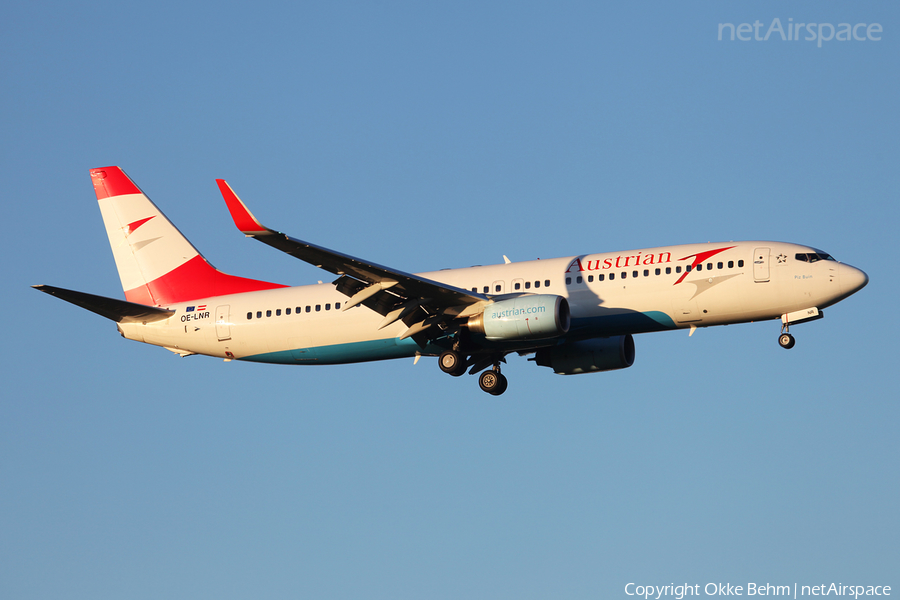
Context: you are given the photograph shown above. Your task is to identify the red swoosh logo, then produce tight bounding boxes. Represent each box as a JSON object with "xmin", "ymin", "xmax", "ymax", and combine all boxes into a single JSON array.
[{"xmin": 674, "ymin": 246, "xmax": 735, "ymax": 285}]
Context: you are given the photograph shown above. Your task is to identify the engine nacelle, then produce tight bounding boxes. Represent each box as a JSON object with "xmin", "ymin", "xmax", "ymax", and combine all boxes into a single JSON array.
[
  {"xmin": 467, "ymin": 295, "xmax": 570, "ymax": 341},
  {"xmin": 534, "ymin": 335, "xmax": 635, "ymax": 375}
]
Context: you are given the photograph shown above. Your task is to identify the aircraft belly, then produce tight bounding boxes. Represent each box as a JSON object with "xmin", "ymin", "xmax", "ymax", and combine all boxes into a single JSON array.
[
  {"xmin": 569, "ymin": 310, "xmax": 676, "ymax": 337},
  {"xmin": 243, "ymin": 337, "xmax": 443, "ymax": 365}
]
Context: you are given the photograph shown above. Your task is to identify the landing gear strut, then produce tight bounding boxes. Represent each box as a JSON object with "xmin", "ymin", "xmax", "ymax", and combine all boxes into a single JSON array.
[{"xmin": 478, "ymin": 366, "xmax": 508, "ymax": 396}]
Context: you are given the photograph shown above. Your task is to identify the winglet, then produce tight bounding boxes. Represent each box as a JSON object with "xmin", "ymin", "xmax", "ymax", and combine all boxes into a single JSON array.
[{"xmin": 216, "ymin": 179, "xmax": 272, "ymax": 236}]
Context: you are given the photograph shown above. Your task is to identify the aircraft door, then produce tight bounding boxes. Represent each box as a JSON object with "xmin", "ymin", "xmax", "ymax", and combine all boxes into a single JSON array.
[
  {"xmin": 753, "ymin": 247, "xmax": 770, "ymax": 282},
  {"xmin": 215, "ymin": 305, "xmax": 231, "ymax": 340}
]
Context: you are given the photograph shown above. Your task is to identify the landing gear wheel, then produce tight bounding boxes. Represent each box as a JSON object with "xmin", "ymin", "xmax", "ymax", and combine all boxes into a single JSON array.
[
  {"xmin": 439, "ymin": 350, "xmax": 466, "ymax": 377},
  {"xmin": 479, "ymin": 369, "xmax": 508, "ymax": 396},
  {"xmin": 778, "ymin": 333, "xmax": 796, "ymax": 349}
]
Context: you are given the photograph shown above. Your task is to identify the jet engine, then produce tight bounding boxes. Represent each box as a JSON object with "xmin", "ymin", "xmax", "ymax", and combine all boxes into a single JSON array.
[
  {"xmin": 533, "ymin": 335, "xmax": 635, "ymax": 375},
  {"xmin": 467, "ymin": 295, "xmax": 570, "ymax": 341}
]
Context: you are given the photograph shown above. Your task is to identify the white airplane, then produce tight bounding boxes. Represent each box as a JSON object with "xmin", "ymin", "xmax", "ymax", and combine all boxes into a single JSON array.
[{"xmin": 35, "ymin": 166, "xmax": 869, "ymax": 395}]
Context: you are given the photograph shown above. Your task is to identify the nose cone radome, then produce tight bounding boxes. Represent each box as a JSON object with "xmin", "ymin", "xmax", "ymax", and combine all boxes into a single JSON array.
[{"xmin": 840, "ymin": 264, "xmax": 869, "ymax": 297}]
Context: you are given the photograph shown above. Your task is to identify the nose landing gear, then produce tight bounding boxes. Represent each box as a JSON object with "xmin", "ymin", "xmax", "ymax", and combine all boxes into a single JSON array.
[
  {"xmin": 778, "ymin": 332, "xmax": 796, "ymax": 349},
  {"xmin": 778, "ymin": 322, "xmax": 796, "ymax": 349}
]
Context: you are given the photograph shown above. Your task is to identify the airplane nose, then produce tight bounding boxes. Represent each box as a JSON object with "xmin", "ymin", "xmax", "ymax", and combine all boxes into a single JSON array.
[{"xmin": 840, "ymin": 264, "xmax": 869, "ymax": 296}]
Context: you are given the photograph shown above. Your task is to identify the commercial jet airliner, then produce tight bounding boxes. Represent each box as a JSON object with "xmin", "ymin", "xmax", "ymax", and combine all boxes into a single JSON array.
[{"xmin": 34, "ymin": 167, "xmax": 869, "ymax": 395}]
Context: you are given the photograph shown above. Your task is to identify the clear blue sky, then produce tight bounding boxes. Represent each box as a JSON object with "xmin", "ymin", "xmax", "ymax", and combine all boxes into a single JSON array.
[{"xmin": 2, "ymin": 2, "xmax": 897, "ymax": 598}]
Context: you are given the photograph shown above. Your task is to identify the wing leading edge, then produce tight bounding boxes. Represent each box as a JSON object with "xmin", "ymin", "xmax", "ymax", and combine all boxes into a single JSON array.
[{"xmin": 216, "ymin": 180, "xmax": 489, "ymax": 341}]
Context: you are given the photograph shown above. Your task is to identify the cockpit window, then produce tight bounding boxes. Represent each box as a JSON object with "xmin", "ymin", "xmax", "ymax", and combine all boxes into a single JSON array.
[{"xmin": 795, "ymin": 252, "xmax": 835, "ymax": 263}]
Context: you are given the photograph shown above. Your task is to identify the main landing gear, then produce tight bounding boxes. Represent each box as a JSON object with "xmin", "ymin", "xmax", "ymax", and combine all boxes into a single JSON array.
[
  {"xmin": 478, "ymin": 367, "xmax": 508, "ymax": 396},
  {"xmin": 438, "ymin": 349, "xmax": 467, "ymax": 377},
  {"xmin": 438, "ymin": 350, "xmax": 508, "ymax": 395}
]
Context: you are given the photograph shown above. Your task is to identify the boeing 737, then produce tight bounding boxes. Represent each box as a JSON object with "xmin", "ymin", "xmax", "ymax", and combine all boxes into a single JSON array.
[{"xmin": 34, "ymin": 167, "xmax": 869, "ymax": 395}]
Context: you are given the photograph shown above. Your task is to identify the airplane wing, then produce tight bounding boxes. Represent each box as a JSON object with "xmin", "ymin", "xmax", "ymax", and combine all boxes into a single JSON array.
[{"xmin": 216, "ymin": 180, "xmax": 489, "ymax": 341}]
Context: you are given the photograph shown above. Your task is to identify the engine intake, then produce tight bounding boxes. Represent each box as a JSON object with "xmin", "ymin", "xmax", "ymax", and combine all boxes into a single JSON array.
[
  {"xmin": 467, "ymin": 295, "xmax": 570, "ymax": 341},
  {"xmin": 534, "ymin": 335, "xmax": 635, "ymax": 375}
]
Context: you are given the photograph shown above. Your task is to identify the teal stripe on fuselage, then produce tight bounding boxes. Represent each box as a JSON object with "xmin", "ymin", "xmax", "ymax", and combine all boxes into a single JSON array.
[
  {"xmin": 241, "ymin": 310, "xmax": 676, "ymax": 365},
  {"xmin": 242, "ymin": 336, "xmax": 448, "ymax": 365},
  {"xmin": 569, "ymin": 310, "xmax": 677, "ymax": 338}
]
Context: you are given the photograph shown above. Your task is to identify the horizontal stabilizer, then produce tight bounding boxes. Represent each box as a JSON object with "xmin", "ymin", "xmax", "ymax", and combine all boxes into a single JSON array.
[{"xmin": 32, "ymin": 285, "xmax": 175, "ymax": 323}]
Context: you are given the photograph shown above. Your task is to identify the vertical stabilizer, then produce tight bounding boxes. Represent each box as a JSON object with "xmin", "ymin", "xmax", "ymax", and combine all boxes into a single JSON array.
[{"xmin": 91, "ymin": 167, "xmax": 286, "ymax": 306}]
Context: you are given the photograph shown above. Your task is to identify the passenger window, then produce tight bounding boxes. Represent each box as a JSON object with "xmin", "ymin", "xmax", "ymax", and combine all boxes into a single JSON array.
[
  {"xmin": 525, "ymin": 281, "xmax": 531, "ymax": 289},
  {"xmin": 717, "ymin": 262, "xmax": 723, "ymax": 269},
  {"xmin": 610, "ymin": 273, "xmax": 615, "ymax": 280},
  {"xmin": 544, "ymin": 280, "xmax": 550, "ymax": 287},
  {"xmin": 588, "ymin": 275, "xmax": 594, "ymax": 282},
  {"xmin": 686, "ymin": 265, "xmax": 692, "ymax": 272},
  {"xmin": 276, "ymin": 309, "xmax": 282, "ymax": 316},
  {"xmin": 535, "ymin": 281, "xmax": 541, "ymax": 288},
  {"xmin": 335, "ymin": 302, "xmax": 341, "ymax": 310},
  {"xmin": 514, "ymin": 282, "xmax": 521, "ymax": 290},
  {"xmin": 316, "ymin": 305, "xmax": 321, "ymax": 312},
  {"xmin": 655, "ymin": 268, "xmax": 661, "ymax": 275},
  {"xmin": 666, "ymin": 267, "xmax": 671, "ymax": 275},
  {"xmin": 738, "ymin": 260, "xmax": 744, "ymax": 267},
  {"xmin": 621, "ymin": 272, "xmax": 627, "ymax": 279},
  {"xmin": 598, "ymin": 274, "xmax": 605, "ymax": 281},
  {"xmin": 266, "ymin": 310, "xmax": 272, "ymax": 317},
  {"xmin": 644, "ymin": 269, "xmax": 649, "ymax": 277},
  {"xmin": 728, "ymin": 261, "xmax": 734, "ymax": 268},
  {"xmin": 247, "ymin": 312, "xmax": 253, "ymax": 320},
  {"xmin": 576, "ymin": 276, "xmax": 582, "ymax": 284},
  {"xmin": 472, "ymin": 287, "xmax": 477, "ymax": 292},
  {"xmin": 325, "ymin": 303, "xmax": 331, "ymax": 310},
  {"xmin": 257, "ymin": 311, "xmax": 262, "ymax": 318},
  {"xmin": 296, "ymin": 307, "xmax": 302, "ymax": 314},
  {"xmin": 633, "ymin": 271, "xmax": 638, "ymax": 278},
  {"xmin": 286, "ymin": 308, "xmax": 291, "ymax": 315},
  {"xmin": 707, "ymin": 263, "xmax": 713, "ymax": 270},
  {"xmin": 676, "ymin": 266, "xmax": 682, "ymax": 273},
  {"xmin": 305, "ymin": 306, "xmax": 311, "ymax": 313},
  {"xmin": 495, "ymin": 284, "xmax": 501, "ymax": 292},
  {"xmin": 483, "ymin": 286, "xmax": 489, "ymax": 294},
  {"xmin": 696, "ymin": 264, "xmax": 702, "ymax": 272}
]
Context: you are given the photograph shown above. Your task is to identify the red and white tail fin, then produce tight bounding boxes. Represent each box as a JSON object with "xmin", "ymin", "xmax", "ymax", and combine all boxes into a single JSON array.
[{"xmin": 91, "ymin": 167, "xmax": 286, "ymax": 306}]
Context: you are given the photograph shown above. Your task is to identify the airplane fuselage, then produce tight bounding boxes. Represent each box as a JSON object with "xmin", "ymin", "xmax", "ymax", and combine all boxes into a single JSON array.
[{"xmin": 118, "ymin": 241, "xmax": 865, "ymax": 365}]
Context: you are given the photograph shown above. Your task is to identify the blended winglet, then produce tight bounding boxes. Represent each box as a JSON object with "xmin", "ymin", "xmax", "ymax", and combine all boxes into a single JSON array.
[{"xmin": 216, "ymin": 179, "xmax": 271, "ymax": 236}]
